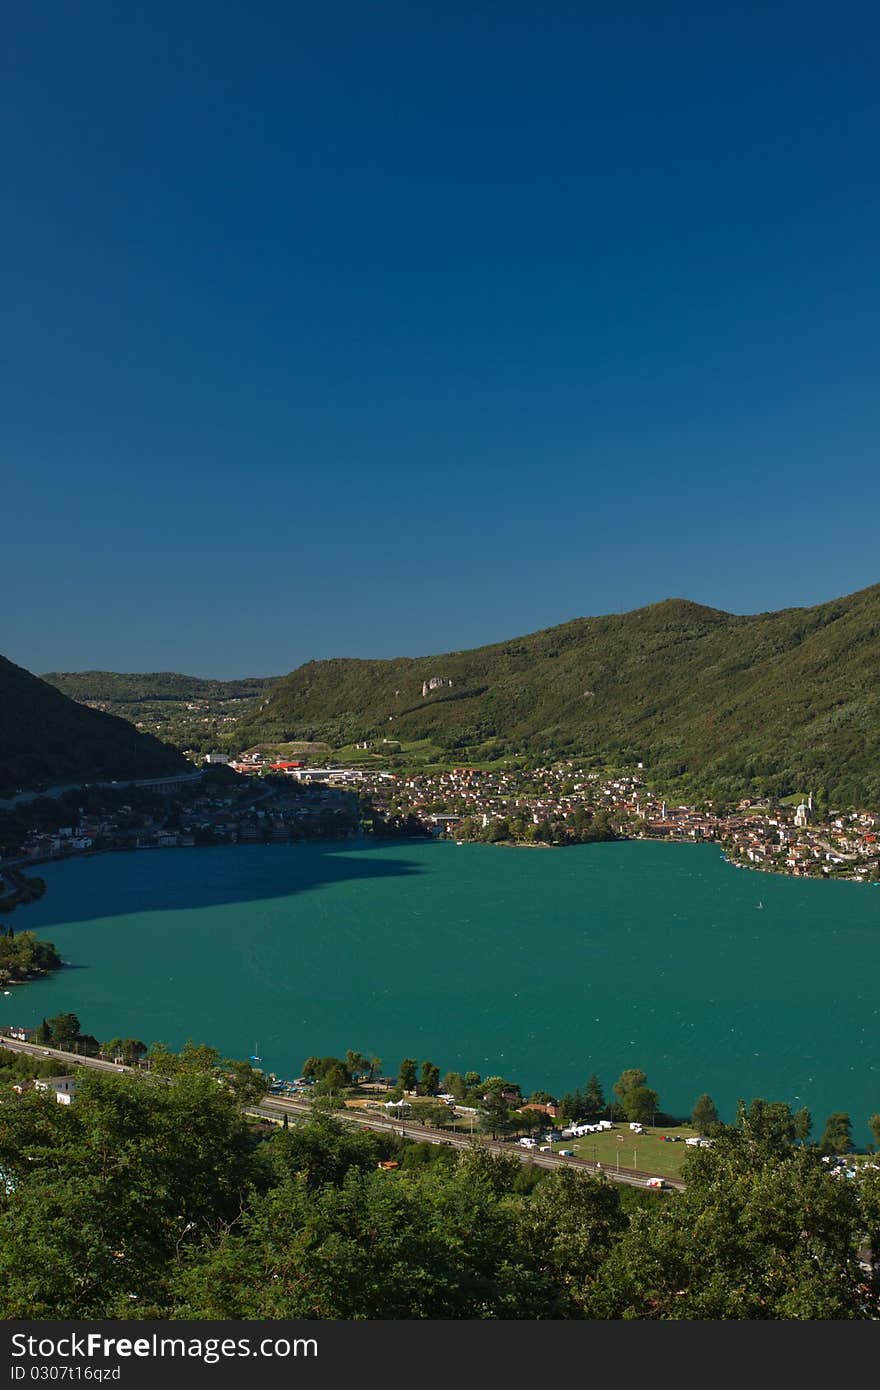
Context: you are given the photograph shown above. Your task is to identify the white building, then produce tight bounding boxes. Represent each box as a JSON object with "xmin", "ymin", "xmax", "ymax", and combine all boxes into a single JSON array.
[{"xmin": 35, "ymin": 1076, "xmax": 77, "ymax": 1105}]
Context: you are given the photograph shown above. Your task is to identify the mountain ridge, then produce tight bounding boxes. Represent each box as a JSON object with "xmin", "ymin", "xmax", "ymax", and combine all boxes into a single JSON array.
[
  {"xmin": 237, "ymin": 582, "xmax": 880, "ymax": 806},
  {"xmin": 0, "ymin": 655, "xmax": 192, "ymax": 797}
]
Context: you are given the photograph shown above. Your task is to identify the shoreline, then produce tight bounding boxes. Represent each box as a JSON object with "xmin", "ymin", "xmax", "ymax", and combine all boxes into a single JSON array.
[
  {"xmin": 11, "ymin": 826, "xmax": 875, "ymax": 888},
  {"xmin": 448, "ymin": 834, "xmax": 874, "ymax": 884}
]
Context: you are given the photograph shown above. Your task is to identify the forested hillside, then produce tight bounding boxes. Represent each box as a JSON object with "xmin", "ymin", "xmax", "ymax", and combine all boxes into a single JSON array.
[
  {"xmin": 0, "ymin": 1070, "xmax": 876, "ymax": 1320},
  {"xmin": 41, "ymin": 671, "xmax": 279, "ymax": 758},
  {"xmin": 43, "ymin": 671, "xmax": 276, "ymax": 704},
  {"xmin": 0, "ymin": 655, "xmax": 190, "ymax": 796},
  {"xmin": 238, "ymin": 584, "xmax": 880, "ymax": 806}
]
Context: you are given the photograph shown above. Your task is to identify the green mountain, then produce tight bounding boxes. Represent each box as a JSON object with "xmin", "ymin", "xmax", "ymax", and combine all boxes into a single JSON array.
[
  {"xmin": 0, "ymin": 656, "xmax": 192, "ymax": 797},
  {"xmin": 42, "ymin": 672, "xmax": 277, "ymax": 704},
  {"xmin": 40, "ymin": 672, "xmax": 280, "ymax": 758},
  {"xmin": 238, "ymin": 584, "xmax": 880, "ymax": 806}
]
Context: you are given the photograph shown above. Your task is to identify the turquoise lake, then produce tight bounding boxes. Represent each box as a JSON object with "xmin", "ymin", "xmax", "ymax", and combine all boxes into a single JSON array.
[{"xmin": 7, "ymin": 840, "xmax": 880, "ymax": 1139}]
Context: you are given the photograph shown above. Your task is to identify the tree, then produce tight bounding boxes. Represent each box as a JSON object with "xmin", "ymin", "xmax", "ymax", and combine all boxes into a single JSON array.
[
  {"xmin": 266, "ymin": 1110, "xmax": 384, "ymax": 1193},
  {"xmin": 441, "ymin": 1071, "xmax": 465, "ymax": 1101},
  {"xmin": 408, "ymin": 1101, "xmax": 452, "ymax": 1129},
  {"xmin": 613, "ymin": 1070, "xmax": 659, "ymax": 1124},
  {"xmin": 583, "ymin": 1073, "xmax": 606, "ymax": 1117},
  {"xmin": 299, "ymin": 1056, "xmax": 352, "ymax": 1085},
  {"xmin": 315, "ymin": 1064, "xmax": 349, "ymax": 1097},
  {"xmin": 624, "ymin": 1085, "xmax": 660, "ymax": 1124},
  {"xmin": 869, "ymin": 1113, "xmax": 880, "ymax": 1152},
  {"xmin": 398, "ymin": 1058, "xmax": 418, "ymax": 1093},
  {"xmin": 174, "ymin": 1157, "xmax": 552, "ymax": 1320},
  {"xmin": 0, "ymin": 1068, "xmax": 259, "ymax": 1318},
  {"xmin": 222, "ymin": 1059, "xmax": 269, "ymax": 1104},
  {"xmin": 819, "ymin": 1113, "xmax": 853, "ymax": 1155},
  {"xmin": 612, "ymin": 1068, "xmax": 647, "ymax": 1119},
  {"xmin": 691, "ymin": 1094, "xmax": 720, "ymax": 1134},
  {"xmin": 46, "ymin": 1013, "xmax": 80, "ymax": 1049},
  {"xmin": 515, "ymin": 1168, "xmax": 626, "ymax": 1311},
  {"xmin": 478, "ymin": 1087, "xmax": 512, "ymax": 1140},
  {"xmin": 557, "ymin": 1091, "xmax": 584, "ymax": 1125},
  {"xmin": 420, "ymin": 1061, "xmax": 440, "ymax": 1096},
  {"xmin": 34, "ymin": 1019, "xmax": 51, "ymax": 1046},
  {"xmin": 793, "ymin": 1107, "xmax": 812, "ymax": 1145},
  {"xmin": 739, "ymin": 1099, "xmax": 796, "ymax": 1152},
  {"xmin": 587, "ymin": 1132, "xmax": 867, "ymax": 1320},
  {"xmin": 463, "ymin": 1071, "xmax": 481, "ymax": 1089},
  {"xmin": 454, "ymin": 1145, "xmax": 520, "ymax": 1199},
  {"xmin": 518, "ymin": 1107, "xmax": 550, "ymax": 1137},
  {"xmin": 344, "ymin": 1050, "xmax": 366, "ymax": 1080}
]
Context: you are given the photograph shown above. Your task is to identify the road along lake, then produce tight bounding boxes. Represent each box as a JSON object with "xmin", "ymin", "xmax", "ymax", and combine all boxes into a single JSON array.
[{"xmin": 9, "ymin": 840, "xmax": 880, "ymax": 1138}]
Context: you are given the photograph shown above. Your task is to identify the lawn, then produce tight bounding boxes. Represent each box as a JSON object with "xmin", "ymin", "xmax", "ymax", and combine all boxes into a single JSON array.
[{"xmin": 543, "ymin": 1123, "xmax": 702, "ymax": 1179}]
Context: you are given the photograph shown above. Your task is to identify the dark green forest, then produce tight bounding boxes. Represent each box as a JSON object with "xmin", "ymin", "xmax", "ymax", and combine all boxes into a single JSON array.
[
  {"xmin": 43, "ymin": 671, "xmax": 277, "ymax": 705},
  {"xmin": 0, "ymin": 1068, "xmax": 878, "ymax": 1320},
  {"xmin": 0, "ymin": 655, "xmax": 189, "ymax": 798}
]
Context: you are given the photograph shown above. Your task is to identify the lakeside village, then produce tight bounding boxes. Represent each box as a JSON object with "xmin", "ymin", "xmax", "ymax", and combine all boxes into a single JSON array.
[{"xmin": 1, "ymin": 757, "xmax": 879, "ymax": 884}]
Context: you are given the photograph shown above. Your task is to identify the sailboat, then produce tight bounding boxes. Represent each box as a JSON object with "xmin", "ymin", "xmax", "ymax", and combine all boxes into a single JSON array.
[
  {"xmin": 756, "ymin": 901, "xmax": 763, "ymax": 909},
  {"xmin": 250, "ymin": 1042, "xmax": 262, "ymax": 1064}
]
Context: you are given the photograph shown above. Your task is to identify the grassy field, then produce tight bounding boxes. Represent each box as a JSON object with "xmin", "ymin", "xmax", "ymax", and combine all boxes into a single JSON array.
[
  {"xmin": 542, "ymin": 1123, "xmax": 701, "ymax": 1178},
  {"xmin": 347, "ymin": 1098, "xmax": 702, "ymax": 1178}
]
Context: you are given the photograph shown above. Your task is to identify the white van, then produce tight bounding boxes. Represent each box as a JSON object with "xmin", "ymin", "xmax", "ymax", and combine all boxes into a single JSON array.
[{"xmin": 519, "ymin": 1137, "xmax": 537, "ymax": 1149}]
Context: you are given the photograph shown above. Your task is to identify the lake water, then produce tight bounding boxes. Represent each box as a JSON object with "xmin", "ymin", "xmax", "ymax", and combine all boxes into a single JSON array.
[{"xmin": 8, "ymin": 840, "xmax": 880, "ymax": 1139}]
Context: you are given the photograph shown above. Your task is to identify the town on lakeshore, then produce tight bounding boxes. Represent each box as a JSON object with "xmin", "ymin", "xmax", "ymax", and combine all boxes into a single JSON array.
[{"xmin": 3, "ymin": 755, "xmax": 878, "ymax": 884}]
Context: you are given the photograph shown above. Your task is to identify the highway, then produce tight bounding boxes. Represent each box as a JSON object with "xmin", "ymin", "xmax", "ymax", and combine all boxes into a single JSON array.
[
  {"xmin": 1, "ymin": 1036, "xmax": 138, "ymax": 1073},
  {"xmin": 0, "ymin": 770, "xmax": 203, "ymax": 811},
  {"xmin": 0, "ymin": 1037, "xmax": 683, "ymax": 1192}
]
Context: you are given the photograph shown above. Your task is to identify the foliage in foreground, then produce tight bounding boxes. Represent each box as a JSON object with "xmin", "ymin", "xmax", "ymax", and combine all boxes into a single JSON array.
[{"xmin": 0, "ymin": 1071, "xmax": 878, "ymax": 1320}]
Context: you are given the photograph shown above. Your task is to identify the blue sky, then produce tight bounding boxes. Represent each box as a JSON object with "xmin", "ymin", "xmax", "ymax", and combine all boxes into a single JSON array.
[{"xmin": 5, "ymin": 2, "xmax": 879, "ymax": 677}]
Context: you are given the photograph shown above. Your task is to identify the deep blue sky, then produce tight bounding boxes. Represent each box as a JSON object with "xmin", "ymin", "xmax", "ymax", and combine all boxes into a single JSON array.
[{"xmin": 5, "ymin": 3, "xmax": 878, "ymax": 678}]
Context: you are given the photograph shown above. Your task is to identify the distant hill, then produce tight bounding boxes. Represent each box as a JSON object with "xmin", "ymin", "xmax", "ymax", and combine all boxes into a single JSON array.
[
  {"xmin": 40, "ymin": 672, "xmax": 280, "ymax": 759},
  {"xmin": 0, "ymin": 656, "xmax": 192, "ymax": 797},
  {"xmin": 42, "ymin": 672, "xmax": 277, "ymax": 704},
  {"xmin": 237, "ymin": 584, "xmax": 880, "ymax": 807}
]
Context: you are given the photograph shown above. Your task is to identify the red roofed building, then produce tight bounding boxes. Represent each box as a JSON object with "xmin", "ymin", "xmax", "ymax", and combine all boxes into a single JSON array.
[{"xmin": 519, "ymin": 1101, "xmax": 560, "ymax": 1119}]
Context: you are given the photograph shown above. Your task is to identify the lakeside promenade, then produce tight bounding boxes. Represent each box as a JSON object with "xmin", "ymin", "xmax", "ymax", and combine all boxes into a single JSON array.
[{"xmin": 0, "ymin": 1037, "xmax": 684, "ymax": 1194}]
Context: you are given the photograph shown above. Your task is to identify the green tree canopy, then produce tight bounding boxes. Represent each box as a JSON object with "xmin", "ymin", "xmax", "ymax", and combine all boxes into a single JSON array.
[
  {"xmin": 420, "ymin": 1061, "xmax": 441, "ymax": 1095},
  {"xmin": 691, "ymin": 1094, "xmax": 720, "ymax": 1134},
  {"xmin": 398, "ymin": 1058, "xmax": 418, "ymax": 1092},
  {"xmin": 819, "ymin": 1113, "xmax": 853, "ymax": 1155},
  {"xmin": 583, "ymin": 1073, "xmax": 606, "ymax": 1116},
  {"xmin": 45, "ymin": 1012, "xmax": 81, "ymax": 1049}
]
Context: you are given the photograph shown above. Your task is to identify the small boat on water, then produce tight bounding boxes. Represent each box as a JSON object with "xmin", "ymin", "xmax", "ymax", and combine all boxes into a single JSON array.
[{"xmin": 756, "ymin": 901, "xmax": 763, "ymax": 909}]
